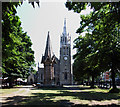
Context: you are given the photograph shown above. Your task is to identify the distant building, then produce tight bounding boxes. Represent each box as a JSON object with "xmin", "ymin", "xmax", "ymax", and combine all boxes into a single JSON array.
[
  {"xmin": 101, "ymin": 70, "xmax": 120, "ymax": 82},
  {"xmin": 27, "ymin": 72, "xmax": 35, "ymax": 84},
  {"xmin": 36, "ymin": 19, "xmax": 73, "ymax": 86},
  {"xmin": 36, "ymin": 68, "xmax": 44, "ymax": 84},
  {"xmin": 102, "ymin": 71, "xmax": 111, "ymax": 81}
]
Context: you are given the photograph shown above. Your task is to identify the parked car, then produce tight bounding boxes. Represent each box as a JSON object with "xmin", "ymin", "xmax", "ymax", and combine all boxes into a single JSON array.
[
  {"xmin": 36, "ymin": 83, "xmax": 43, "ymax": 88},
  {"xmin": 36, "ymin": 83, "xmax": 41, "ymax": 86}
]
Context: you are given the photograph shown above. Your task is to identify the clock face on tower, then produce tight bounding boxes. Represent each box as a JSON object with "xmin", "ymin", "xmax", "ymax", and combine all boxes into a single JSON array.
[{"xmin": 64, "ymin": 56, "xmax": 68, "ymax": 61}]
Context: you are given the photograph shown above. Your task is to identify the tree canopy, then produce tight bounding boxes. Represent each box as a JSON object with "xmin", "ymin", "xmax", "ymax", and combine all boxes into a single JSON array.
[
  {"xmin": 2, "ymin": 2, "xmax": 39, "ymax": 87},
  {"xmin": 66, "ymin": 2, "xmax": 120, "ymax": 90}
]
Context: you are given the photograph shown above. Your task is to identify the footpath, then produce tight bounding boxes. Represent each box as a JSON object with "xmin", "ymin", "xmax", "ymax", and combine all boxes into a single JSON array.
[{"xmin": 1, "ymin": 85, "xmax": 33, "ymax": 106}]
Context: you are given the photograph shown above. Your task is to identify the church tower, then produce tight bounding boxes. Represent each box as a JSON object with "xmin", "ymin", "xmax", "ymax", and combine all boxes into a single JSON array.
[
  {"xmin": 60, "ymin": 19, "xmax": 73, "ymax": 85},
  {"xmin": 41, "ymin": 32, "xmax": 56, "ymax": 86}
]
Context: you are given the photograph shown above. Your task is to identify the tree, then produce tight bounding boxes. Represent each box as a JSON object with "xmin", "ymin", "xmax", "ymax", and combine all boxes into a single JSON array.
[
  {"xmin": 73, "ymin": 33, "xmax": 102, "ymax": 88},
  {"xmin": 66, "ymin": 2, "xmax": 120, "ymax": 92},
  {"xmin": 66, "ymin": 2, "xmax": 120, "ymax": 33},
  {"xmin": 2, "ymin": 2, "xmax": 37, "ymax": 87}
]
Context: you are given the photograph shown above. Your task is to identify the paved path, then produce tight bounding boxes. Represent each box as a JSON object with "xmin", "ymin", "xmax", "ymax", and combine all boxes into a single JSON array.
[{"xmin": 1, "ymin": 85, "xmax": 33, "ymax": 106}]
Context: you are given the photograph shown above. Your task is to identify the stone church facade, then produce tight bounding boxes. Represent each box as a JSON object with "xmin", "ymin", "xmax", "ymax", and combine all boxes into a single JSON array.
[{"xmin": 36, "ymin": 19, "xmax": 73, "ymax": 86}]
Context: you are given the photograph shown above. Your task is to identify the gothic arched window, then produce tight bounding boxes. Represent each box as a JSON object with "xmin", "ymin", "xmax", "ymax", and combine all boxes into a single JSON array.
[
  {"xmin": 63, "ymin": 37, "xmax": 64, "ymax": 42},
  {"xmin": 64, "ymin": 72, "xmax": 67, "ymax": 80},
  {"xmin": 67, "ymin": 47, "xmax": 69, "ymax": 55},
  {"xmin": 41, "ymin": 74, "xmax": 43, "ymax": 80},
  {"xmin": 63, "ymin": 47, "xmax": 65, "ymax": 55},
  {"xmin": 61, "ymin": 37, "xmax": 62, "ymax": 43},
  {"xmin": 65, "ymin": 37, "xmax": 67, "ymax": 44}
]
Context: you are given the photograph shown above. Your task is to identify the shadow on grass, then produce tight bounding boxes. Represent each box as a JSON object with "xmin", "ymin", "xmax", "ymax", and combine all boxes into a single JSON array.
[
  {"xmin": 58, "ymin": 90, "xmax": 120, "ymax": 101},
  {"xmin": 31, "ymin": 85, "xmax": 90, "ymax": 91},
  {"xmin": 2, "ymin": 94, "xmax": 120, "ymax": 107},
  {"xmin": 2, "ymin": 86, "xmax": 120, "ymax": 106},
  {"xmin": 2, "ymin": 95, "xmax": 75, "ymax": 106},
  {"xmin": 31, "ymin": 89, "xmax": 120, "ymax": 101},
  {"xmin": 65, "ymin": 86, "xmax": 91, "ymax": 90},
  {"xmin": 31, "ymin": 87, "xmax": 68, "ymax": 90},
  {"xmin": 2, "ymin": 85, "xmax": 33, "ymax": 89}
]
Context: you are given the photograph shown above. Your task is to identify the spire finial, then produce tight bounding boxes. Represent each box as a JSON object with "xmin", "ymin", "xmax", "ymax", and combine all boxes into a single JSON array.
[
  {"xmin": 38, "ymin": 62, "xmax": 39, "ymax": 68},
  {"xmin": 42, "ymin": 31, "xmax": 53, "ymax": 62},
  {"xmin": 64, "ymin": 18, "xmax": 66, "ymax": 27},
  {"xmin": 63, "ymin": 18, "xmax": 67, "ymax": 36}
]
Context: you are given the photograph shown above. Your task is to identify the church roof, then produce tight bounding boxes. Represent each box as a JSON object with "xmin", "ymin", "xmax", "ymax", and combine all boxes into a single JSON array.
[
  {"xmin": 41, "ymin": 31, "xmax": 56, "ymax": 63},
  {"xmin": 44, "ymin": 31, "xmax": 53, "ymax": 59}
]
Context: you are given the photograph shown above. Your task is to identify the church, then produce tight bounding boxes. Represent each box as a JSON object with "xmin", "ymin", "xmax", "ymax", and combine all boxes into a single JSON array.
[{"xmin": 36, "ymin": 19, "xmax": 73, "ymax": 86}]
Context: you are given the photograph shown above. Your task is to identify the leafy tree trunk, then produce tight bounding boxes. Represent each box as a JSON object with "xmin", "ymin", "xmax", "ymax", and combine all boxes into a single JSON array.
[
  {"xmin": 8, "ymin": 77, "xmax": 14, "ymax": 88},
  {"xmin": 87, "ymin": 77, "xmax": 90, "ymax": 86},
  {"xmin": 9, "ymin": 81, "xmax": 13, "ymax": 88},
  {"xmin": 110, "ymin": 80, "xmax": 112, "ymax": 88},
  {"xmin": 109, "ymin": 64, "xmax": 120, "ymax": 93},
  {"xmin": 91, "ymin": 75, "xmax": 95, "ymax": 88},
  {"xmin": 111, "ymin": 67, "xmax": 116, "ymax": 89}
]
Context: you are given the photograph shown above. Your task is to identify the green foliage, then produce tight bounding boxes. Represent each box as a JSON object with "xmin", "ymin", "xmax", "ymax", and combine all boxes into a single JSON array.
[
  {"xmin": 2, "ymin": 2, "xmax": 36, "ymax": 85},
  {"xmin": 5, "ymin": 0, "xmax": 40, "ymax": 8},
  {"xmin": 66, "ymin": 2, "xmax": 120, "ymax": 89},
  {"xmin": 73, "ymin": 33, "xmax": 101, "ymax": 84}
]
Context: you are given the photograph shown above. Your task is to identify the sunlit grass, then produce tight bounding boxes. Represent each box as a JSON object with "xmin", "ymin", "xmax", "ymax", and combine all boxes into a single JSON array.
[
  {"xmin": 1, "ymin": 85, "xmax": 120, "ymax": 106},
  {"xmin": 0, "ymin": 88, "xmax": 19, "ymax": 96},
  {"xmin": 19, "ymin": 86, "xmax": 120, "ymax": 105}
]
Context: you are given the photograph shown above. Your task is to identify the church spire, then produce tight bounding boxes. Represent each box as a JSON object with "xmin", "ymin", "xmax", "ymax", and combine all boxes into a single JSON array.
[
  {"xmin": 63, "ymin": 18, "xmax": 67, "ymax": 36},
  {"xmin": 44, "ymin": 31, "xmax": 53, "ymax": 60},
  {"xmin": 38, "ymin": 62, "xmax": 39, "ymax": 68}
]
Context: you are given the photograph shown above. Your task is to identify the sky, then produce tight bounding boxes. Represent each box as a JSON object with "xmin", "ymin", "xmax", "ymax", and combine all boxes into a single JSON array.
[{"xmin": 16, "ymin": 1, "xmax": 91, "ymax": 70}]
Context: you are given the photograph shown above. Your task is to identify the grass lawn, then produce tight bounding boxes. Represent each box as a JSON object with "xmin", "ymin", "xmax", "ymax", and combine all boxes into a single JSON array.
[
  {"xmin": 0, "ymin": 88, "xmax": 19, "ymax": 96},
  {"xmin": 18, "ymin": 85, "xmax": 120, "ymax": 106},
  {"xmin": 1, "ymin": 85, "xmax": 120, "ymax": 106}
]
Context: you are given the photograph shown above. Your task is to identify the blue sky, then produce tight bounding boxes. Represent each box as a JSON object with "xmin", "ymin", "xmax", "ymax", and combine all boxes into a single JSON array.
[{"xmin": 16, "ymin": 1, "xmax": 91, "ymax": 70}]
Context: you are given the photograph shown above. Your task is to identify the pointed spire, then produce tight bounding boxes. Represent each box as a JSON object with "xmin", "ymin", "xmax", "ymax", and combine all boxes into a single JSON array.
[
  {"xmin": 38, "ymin": 62, "xmax": 39, "ymax": 68},
  {"xmin": 64, "ymin": 18, "xmax": 66, "ymax": 27},
  {"xmin": 44, "ymin": 31, "xmax": 53, "ymax": 60},
  {"xmin": 63, "ymin": 18, "xmax": 67, "ymax": 36}
]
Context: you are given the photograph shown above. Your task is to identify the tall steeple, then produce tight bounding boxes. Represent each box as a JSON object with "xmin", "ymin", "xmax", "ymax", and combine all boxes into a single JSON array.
[
  {"xmin": 63, "ymin": 18, "xmax": 67, "ymax": 36},
  {"xmin": 60, "ymin": 18, "xmax": 71, "ymax": 46},
  {"xmin": 60, "ymin": 19, "xmax": 73, "ymax": 85},
  {"xmin": 38, "ymin": 62, "xmax": 39, "ymax": 68},
  {"xmin": 41, "ymin": 31, "xmax": 53, "ymax": 63},
  {"xmin": 41, "ymin": 31, "xmax": 56, "ymax": 86},
  {"xmin": 44, "ymin": 31, "xmax": 53, "ymax": 59}
]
